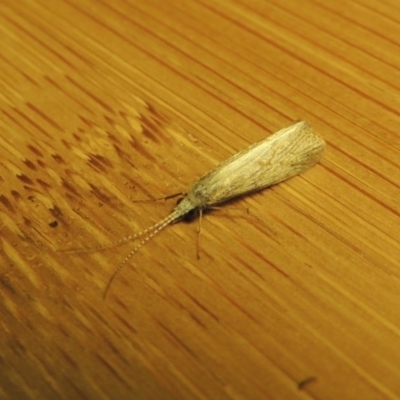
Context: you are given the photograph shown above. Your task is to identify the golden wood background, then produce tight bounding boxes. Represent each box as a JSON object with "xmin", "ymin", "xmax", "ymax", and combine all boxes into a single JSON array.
[{"xmin": 1, "ymin": 0, "xmax": 399, "ymax": 399}]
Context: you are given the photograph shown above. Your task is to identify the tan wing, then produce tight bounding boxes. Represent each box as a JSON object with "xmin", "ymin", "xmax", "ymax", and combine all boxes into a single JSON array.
[{"xmin": 191, "ymin": 121, "xmax": 325, "ymax": 206}]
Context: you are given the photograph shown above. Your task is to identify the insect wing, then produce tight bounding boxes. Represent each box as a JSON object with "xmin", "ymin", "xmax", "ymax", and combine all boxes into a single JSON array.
[{"xmin": 191, "ymin": 121, "xmax": 325, "ymax": 206}]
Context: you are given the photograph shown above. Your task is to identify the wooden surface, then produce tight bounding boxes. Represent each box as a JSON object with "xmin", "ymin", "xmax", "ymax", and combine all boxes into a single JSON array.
[{"xmin": 1, "ymin": 0, "xmax": 400, "ymax": 399}]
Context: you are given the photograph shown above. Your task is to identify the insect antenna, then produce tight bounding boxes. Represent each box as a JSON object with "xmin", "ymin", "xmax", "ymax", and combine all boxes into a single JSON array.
[
  {"xmin": 59, "ymin": 210, "xmax": 179, "ymax": 254},
  {"xmin": 58, "ymin": 193, "xmax": 186, "ymax": 254},
  {"xmin": 103, "ymin": 208, "xmax": 183, "ymax": 298}
]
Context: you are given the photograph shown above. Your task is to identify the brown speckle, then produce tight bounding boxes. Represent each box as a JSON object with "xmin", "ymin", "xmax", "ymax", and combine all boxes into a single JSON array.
[
  {"xmin": 114, "ymin": 144, "xmax": 131, "ymax": 161},
  {"xmin": 11, "ymin": 190, "xmax": 21, "ymax": 199},
  {"xmin": 37, "ymin": 159, "xmax": 47, "ymax": 168},
  {"xmin": 92, "ymin": 154, "xmax": 113, "ymax": 168},
  {"xmin": 50, "ymin": 206, "xmax": 64, "ymax": 220},
  {"xmin": 298, "ymin": 376, "xmax": 317, "ymax": 390},
  {"xmin": 17, "ymin": 174, "xmax": 34, "ymax": 185},
  {"xmin": 27, "ymin": 144, "xmax": 43, "ymax": 157},
  {"xmin": 62, "ymin": 139, "xmax": 72, "ymax": 149},
  {"xmin": 147, "ymin": 103, "xmax": 169, "ymax": 124},
  {"xmin": 52, "ymin": 154, "xmax": 65, "ymax": 164},
  {"xmin": 88, "ymin": 154, "xmax": 112, "ymax": 173},
  {"xmin": 49, "ymin": 220, "xmax": 58, "ymax": 228},
  {"xmin": 0, "ymin": 276, "xmax": 16, "ymax": 294},
  {"xmin": 141, "ymin": 115, "xmax": 159, "ymax": 141},
  {"xmin": 24, "ymin": 159, "xmax": 37, "ymax": 170},
  {"xmin": 37, "ymin": 179, "xmax": 50, "ymax": 188},
  {"xmin": 23, "ymin": 217, "xmax": 32, "ymax": 227},
  {"xmin": 89, "ymin": 184, "xmax": 111, "ymax": 203},
  {"xmin": 62, "ymin": 179, "xmax": 80, "ymax": 197},
  {"xmin": 106, "ymin": 131, "xmax": 121, "ymax": 144},
  {"xmin": 0, "ymin": 195, "xmax": 14, "ymax": 212}
]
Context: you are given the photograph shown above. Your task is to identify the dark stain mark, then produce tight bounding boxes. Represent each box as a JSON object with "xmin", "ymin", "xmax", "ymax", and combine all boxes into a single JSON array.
[
  {"xmin": 23, "ymin": 217, "xmax": 32, "ymax": 226},
  {"xmin": 139, "ymin": 103, "xmax": 172, "ymax": 143},
  {"xmin": 93, "ymin": 154, "xmax": 112, "ymax": 168},
  {"xmin": 119, "ymin": 111, "xmax": 130, "ymax": 123},
  {"xmin": 52, "ymin": 154, "xmax": 65, "ymax": 164},
  {"xmin": 106, "ymin": 131, "xmax": 121, "ymax": 144},
  {"xmin": 62, "ymin": 179, "xmax": 81, "ymax": 197},
  {"xmin": 37, "ymin": 179, "xmax": 50, "ymax": 189},
  {"xmin": 49, "ymin": 220, "xmax": 58, "ymax": 228},
  {"xmin": 17, "ymin": 174, "xmax": 34, "ymax": 185},
  {"xmin": 73, "ymin": 132, "xmax": 82, "ymax": 142},
  {"xmin": 79, "ymin": 115, "xmax": 94, "ymax": 128},
  {"xmin": 104, "ymin": 115, "xmax": 117, "ymax": 130},
  {"xmin": 0, "ymin": 195, "xmax": 14, "ymax": 212},
  {"xmin": 128, "ymin": 139, "xmax": 156, "ymax": 163},
  {"xmin": 10, "ymin": 190, "xmax": 21, "ymax": 199},
  {"xmin": 27, "ymin": 144, "xmax": 43, "ymax": 157},
  {"xmin": 89, "ymin": 184, "xmax": 111, "ymax": 203},
  {"xmin": 24, "ymin": 159, "xmax": 37, "ymax": 170},
  {"xmin": 114, "ymin": 144, "xmax": 132, "ymax": 162},
  {"xmin": 147, "ymin": 103, "xmax": 169, "ymax": 125},
  {"xmin": 65, "ymin": 192, "xmax": 78, "ymax": 202},
  {"xmin": 298, "ymin": 376, "xmax": 317, "ymax": 390},
  {"xmin": 37, "ymin": 159, "xmax": 47, "ymax": 168},
  {"xmin": 27, "ymin": 196, "xmax": 35, "ymax": 202},
  {"xmin": 62, "ymin": 139, "xmax": 72, "ymax": 149},
  {"xmin": 0, "ymin": 276, "xmax": 16, "ymax": 294},
  {"xmin": 49, "ymin": 205, "xmax": 64, "ymax": 220},
  {"xmin": 88, "ymin": 156, "xmax": 106, "ymax": 173},
  {"xmin": 88, "ymin": 154, "xmax": 113, "ymax": 173},
  {"xmin": 141, "ymin": 115, "xmax": 159, "ymax": 141}
]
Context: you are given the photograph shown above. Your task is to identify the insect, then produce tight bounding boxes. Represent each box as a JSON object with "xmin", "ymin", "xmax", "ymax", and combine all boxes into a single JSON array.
[{"xmin": 79, "ymin": 121, "xmax": 325, "ymax": 296}]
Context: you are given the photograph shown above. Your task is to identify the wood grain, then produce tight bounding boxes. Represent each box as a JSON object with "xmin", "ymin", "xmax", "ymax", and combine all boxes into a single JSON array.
[{"xmin": 1, "ymin": 0, "xmax": 400, "ymax": 399}]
